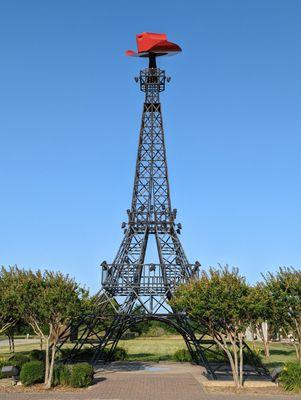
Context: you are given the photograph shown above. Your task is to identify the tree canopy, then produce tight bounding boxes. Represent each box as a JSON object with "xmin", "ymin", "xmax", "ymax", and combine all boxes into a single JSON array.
[
  {"xmin": 0, "ymin": 266, "xmax": 88, "ymax": 388},
  {"xmin": 263, "ymin": 267, "xmax": 301, "ymax": 363},
  {"xmin": 0, "ymin": 266, "xmax": 25, "ymax": 335},
  {"xmin": 172, "ymin": 266, "xmax": 251, "ymax": 388}
]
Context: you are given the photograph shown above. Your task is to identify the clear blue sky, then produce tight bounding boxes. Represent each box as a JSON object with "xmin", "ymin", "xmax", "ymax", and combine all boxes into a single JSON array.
[{"xmin": 0, "ymin": 1, "xmax": 300, "ymax": 293}]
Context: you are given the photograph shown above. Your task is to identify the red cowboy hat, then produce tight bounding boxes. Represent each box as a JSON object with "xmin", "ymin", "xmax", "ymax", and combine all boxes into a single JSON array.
[{"xmin": 126, "ymin": 32, "xmax": 181, "ymax": 57}]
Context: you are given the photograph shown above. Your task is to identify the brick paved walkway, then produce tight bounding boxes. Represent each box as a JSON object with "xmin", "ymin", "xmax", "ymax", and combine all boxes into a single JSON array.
[
  {"xmin": 0, "ymin": 363, "xmax": 299, "ymax": 400},
  {"xmin": 0, "ymin": 373, "xmax": 203, "ymax": 400}
]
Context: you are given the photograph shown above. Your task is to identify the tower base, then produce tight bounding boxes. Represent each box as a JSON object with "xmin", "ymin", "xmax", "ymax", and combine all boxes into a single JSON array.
[{"xmin": 57, "ymin": 292, "xmax": 271, "ymax": 381}]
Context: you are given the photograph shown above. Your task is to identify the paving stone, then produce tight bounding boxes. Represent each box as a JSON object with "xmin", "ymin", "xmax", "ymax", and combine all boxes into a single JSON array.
[{"xmin": 0, "ymin": 367, "xmax": 299, "ymax": 400}]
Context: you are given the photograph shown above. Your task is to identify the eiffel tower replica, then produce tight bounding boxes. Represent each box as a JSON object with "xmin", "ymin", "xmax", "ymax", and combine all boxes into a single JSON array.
[{"xmin": 58, "ymin": 33, "xmax": 270, "ymax": 380}]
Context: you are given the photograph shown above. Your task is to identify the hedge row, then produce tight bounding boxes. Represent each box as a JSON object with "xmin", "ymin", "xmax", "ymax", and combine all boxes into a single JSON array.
[
  {"xmin": 20, "ymin": 361, "xmax": 45, "ymax": 386},
  {"xmin": 2, "ymin": 351, "xmax": 301, "ymax": 391},
  {"xmin": 19, "ymin": 361, "xmax": 94, "ymax": 387},
  {"xmin": 0, "ymin": 356, "xmax": 94, "ymax": 388},
  {"xmin": 59, "ymin": 346, "xmax": 128, "ymax": 362}
]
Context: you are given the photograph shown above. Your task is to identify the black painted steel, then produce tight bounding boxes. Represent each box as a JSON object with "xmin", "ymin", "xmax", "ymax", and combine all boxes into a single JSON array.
[{"xmin": 57, "ymin": 54, "xmax": 270, "ymax": 381}]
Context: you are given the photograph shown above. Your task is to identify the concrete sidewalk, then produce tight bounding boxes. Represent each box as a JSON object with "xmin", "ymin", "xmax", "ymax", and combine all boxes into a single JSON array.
[{"xmin": 0, "ymin": 339, "xmax": 40, "ymax": 348}]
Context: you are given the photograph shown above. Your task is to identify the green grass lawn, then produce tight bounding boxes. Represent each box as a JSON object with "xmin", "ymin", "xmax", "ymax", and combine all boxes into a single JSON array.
[
  {"xmin": 0, "ymin": 342, "xmax": 41, "ymax": 359},
  {"xmin": 121, "ymin": 337, "xmax": 298, "ymax": 368},
  {"xmin": 0, "ymin": 340, "xmax": 74, "ymax": 359},
  {"xmin": 0, "ymin": 335, "xmax": 298, "ymax": 370},
  {"xmin": 249, "ymin": 341, "xmax": 298, "ymax": 370},
  {"xmin": 119, "ymin": 335, "xmax": 186, "ymax": 362}
]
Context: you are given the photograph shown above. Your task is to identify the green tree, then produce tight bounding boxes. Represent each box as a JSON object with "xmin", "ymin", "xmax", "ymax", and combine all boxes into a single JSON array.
[
  {"xmin": 0, "ymin": 266, "xmax": 25, "ymax": 335},
  {"xmin": 172, "ymin": 266, "xmax": 250, "ymax": 389},
  {"xmin": 4, "ymin": 319, "xmax": 33, "ymax": 353},
  {"xmin": 248, "ymin": 282, "xmax": 274, "ymax": 357},
  {"xmin": 18, "ymin": 269, "xmax": 87, "ymax": 388},
  {"xmin": 263, "ymin": 267, "xmax": 301, "ymax": 364}
]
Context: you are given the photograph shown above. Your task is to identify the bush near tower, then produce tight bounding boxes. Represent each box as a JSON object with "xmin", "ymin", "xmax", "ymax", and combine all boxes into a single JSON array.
[
  {"xmin": 0, "ymin": 266, "xmax": 25, "ymax": 336},
  {"xmin": 172, "ymin": 265, "xmax": 301, "ymax": 389},
  {"xmin": 0, "ymin": 267, "xmax": 88, "ymax": 388},
  {"xmin": 172, "ymin": 267, "xmax": 252, "ymax": 389},
  {"xmin": 263, "ymin": 267, "xmax": 301, "ymax": 365}
]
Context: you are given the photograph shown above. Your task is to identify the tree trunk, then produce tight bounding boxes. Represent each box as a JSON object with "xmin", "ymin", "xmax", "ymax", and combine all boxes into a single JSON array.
[
  {"xmin": 228, "ymin": 330, "xmax": 241, "ymax": 390},
  {"xmin": 44, "ymin": 337, "xmax": 50, "ymax": 385},
  {"xmin": 250, "ymin": 325, "xmax": 256, "ymax": 351},
  {"xmin": 227, "ymin": 348, "xmax": 240, "ymax": 388},
  {"xmin": 238, "ymin": 332, "xmax": 244, "ymax": 388},
  {"xmin": 258, "ymin": 323, "xmax": 270, "ymax": 358},
  {"xmin": 264, "ymin": 325, "xmax": 270, "ymax": 358},
  {"xmin": 263, "ymin": 334, "xmax": 270, "ymax": 357},
  {"xmin": 45, "ymin": 343, "xmax": 56, "ymax": 389},
  {"xmin": 223, "ymin": 344, "xmax": 239, "ymax": 388},
  {"xmin": 11, "ymin": 333, "xmax": 15, "ymax": 353},
  {"xmin": 217, "ymin": 333, "xmax": 241, "ymax": 389},
  {"xmin": 285, "ymin": 319, "xmax": 301, "ymax": 365},
  {"xmin": 296, "ymin": 318, "xmax": 301, "ymax": 365},
  {"xmin": 8, "ymin": 335, "xmax": 12, "ymax": 352}
]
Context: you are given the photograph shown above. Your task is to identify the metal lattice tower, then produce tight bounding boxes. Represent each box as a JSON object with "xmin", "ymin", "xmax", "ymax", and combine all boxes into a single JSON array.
[
  {"xmin": 102, "ymin": 63, "xmax": 197, "ymax": 313},
  {"xmin": 57, "ymin": 33, "xmax": 271, "ymax": 381}
]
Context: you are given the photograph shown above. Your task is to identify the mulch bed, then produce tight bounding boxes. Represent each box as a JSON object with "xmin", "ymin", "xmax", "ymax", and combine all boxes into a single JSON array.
[
  {"xmin": 206, "ymin": 385, "xmax": 298, "ymax": 395},
  {"xmin": 0, "ymin": 380, "xmax": 87, "ymax": 393}
]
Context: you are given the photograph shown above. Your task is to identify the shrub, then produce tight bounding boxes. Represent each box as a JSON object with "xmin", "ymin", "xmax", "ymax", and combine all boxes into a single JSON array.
[
  {"xmin": 173, "ymin": 349, "xmax": 192, "ymax": 362},
  {"xmin": 121, "ymin": 332, "xmax": 137, "ymax": 339},
  {"xmin": 52, "ymin": 364, "xmax": 71, "ymax": 386},
  {"xmin": 0, "ymin": 360, "xmax": 8, "ymax": 379},
  {"xmin": 112, "ymin": 347, "xmax": 128, "ymax": 361},
  {"xmin": 101, "ymin": 346, "xmax": 128, "ymax": 361},
  {"xmin": 59, "ymin": 348, "xmax": 94, "ymax": 362},
  {"xmin": 20, "ymin": 361, "xmax": 45, "ymax": 386},
  {"xmin": 28, "ymin": 349, "xmax": 46, "ymax": 361},
  {"xmin": 145, "ymin": 326, "xmax": 166, "ymax": 337},
  {"xmin": 52, "ymin": 364, "xmax": 61, "ymax": 387},
  {"xmin": 8, "ymin": 354, "xmax": 30, "ymax": 368},
  {"xmin": 57, "ymin": 348, "xmax": 73, "ymax": 361},
  {"xmin": 59, "ymin": 346, "xmax": 128, "ymax": 362},
  {"xmin": 59, "ymin": 365, "xmax": 71, "ymax": 386},
  {"xmin": 139, "ymin": 321, "xmax": 175, "ymax": 337},
  {"xmin": 69, "ymin": 363, "xmax": 94, "ymax": 388},
  {"xmin": 280, "ymin": 362, "xmax": 301, "ymax": 392}
]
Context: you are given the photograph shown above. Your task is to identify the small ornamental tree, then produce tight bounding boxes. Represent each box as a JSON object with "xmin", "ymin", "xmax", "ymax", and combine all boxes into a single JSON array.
[
  {"xmin": 0, "ymin": 266, "xmax": 24, "ymax": 336},
  {"xmin": 172, "ymin": 266, "xmax": 250, "ymax": 389},
  {"xmin": 263, "ymin": 267, "xmax": 301, "ymax": 364},
  {"xmin": 18, "ymin": 269, "xmax": 88, "ymax": 388},
  {"xmin": 248, "ymin": 283, "xmax": 274, "ymax": 357},
  {"xmin": 5, "ymin": 326, "xmax": 15, "ymax": 353},
  {"xmin": 4, "ymin": 320, "xmax": 31, "ymax": 353}
]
